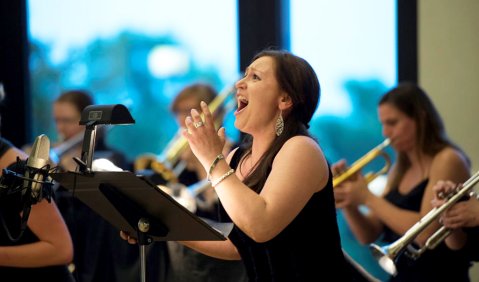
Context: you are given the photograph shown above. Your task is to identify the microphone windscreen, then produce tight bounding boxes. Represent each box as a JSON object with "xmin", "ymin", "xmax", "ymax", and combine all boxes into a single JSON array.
[
  {"xmin": 27, "ymin": 134, "xmax": 50, "ymax": 169},
  {"xmin": 25, "ymin": 134, "xmax": 51, "ymax": 199}
]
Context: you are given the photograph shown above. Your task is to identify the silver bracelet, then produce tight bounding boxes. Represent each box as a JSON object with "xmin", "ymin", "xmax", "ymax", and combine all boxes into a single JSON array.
[
  {"xmin": 211, "ymin": 169, "xmax": 235, "ymax": 188},
  {"xmin": 207, "ymin": 153, "xmax": 224, "ymax": 181}
]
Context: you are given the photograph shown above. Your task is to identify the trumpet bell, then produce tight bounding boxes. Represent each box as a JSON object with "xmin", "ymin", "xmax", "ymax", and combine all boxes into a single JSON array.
[{"xmin": 369, "ymin": 244, "xmax": 398, "ymax": 276}]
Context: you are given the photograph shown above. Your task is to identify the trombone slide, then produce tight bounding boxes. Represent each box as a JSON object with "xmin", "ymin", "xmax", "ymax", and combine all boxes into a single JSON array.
[{"xmin": 134, "ymin": 84, "xmax": 236, "ymax": 183}]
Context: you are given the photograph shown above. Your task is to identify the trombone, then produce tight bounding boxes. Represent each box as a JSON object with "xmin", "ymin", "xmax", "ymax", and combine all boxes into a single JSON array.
[
  {"xmin": 369, "ymin": 169, "xmax": 479, "ymax": 276},
  {"xmin": 333, "ymin": 138, "xmax": 392, "ymax": 188},
  {"xmin": 134, "ymin": 84, "xmax": 236, "ymax": 183}
]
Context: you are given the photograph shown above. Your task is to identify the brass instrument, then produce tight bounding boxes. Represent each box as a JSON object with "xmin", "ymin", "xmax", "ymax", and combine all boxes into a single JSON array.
[
  {"xmin": 333, "ymin": 138, "xmax": 392, "ymax": 187},
  {"xmin": 49, "ymin": 132, "xmax": 84, "ymax": 165},
  {"xmin": 156, "ymin": 178, "xmax": 213, "ymax": 213},
  {"xmin": 369, "ymin": 170, "xmax": 479, "ymax": 276},
  {"xmin": 134, "ymin": 84, "xmax": 236, "ymax": 183}
]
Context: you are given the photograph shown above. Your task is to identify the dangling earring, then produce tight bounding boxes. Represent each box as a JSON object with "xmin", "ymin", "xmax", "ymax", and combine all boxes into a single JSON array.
[{"xmin": 275, "ymin": 110, "xmax": 284, "ymax": 136}]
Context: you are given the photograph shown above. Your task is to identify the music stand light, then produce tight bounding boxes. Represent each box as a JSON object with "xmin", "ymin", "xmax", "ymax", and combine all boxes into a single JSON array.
[{"xmin": 75, "ymin": 104, "xmax": 135, "ymax": 173}]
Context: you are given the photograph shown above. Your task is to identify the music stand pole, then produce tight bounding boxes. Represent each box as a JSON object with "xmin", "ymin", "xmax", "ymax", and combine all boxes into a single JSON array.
[
  {"xmin": 136, "ymin": 218, "xmax": 154, "ymax": 282},
  {"xmin": 100, "ymin": 183, "xmax": 168, "ymax": 282}
]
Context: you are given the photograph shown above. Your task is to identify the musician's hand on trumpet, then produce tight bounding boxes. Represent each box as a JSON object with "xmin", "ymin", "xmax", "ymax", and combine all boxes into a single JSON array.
[
  {"xmin": 332, "ymin": 139, "xmax": 391, "ymax": 209},
  {"xmin": 332, "ymin": 159, "xmax": 371, "ymax": 209},
  {"xmin": 431, "ymin": 180, "xmax": 455, "ymax": 207},
  {"xmin": 331, "ymin": 159, "xmax": 348, "ymax": 178},
  {"xmin": 432, "ymin": 180, "xmax": 479, "ymax": 229},
  {"xmin": 431, "ymin": 180, "xmax": 467, "ymax": 250}
]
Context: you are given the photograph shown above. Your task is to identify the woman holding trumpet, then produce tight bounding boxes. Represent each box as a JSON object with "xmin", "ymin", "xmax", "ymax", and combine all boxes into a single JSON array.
[{"xmin": 333, "ymin": 82, "xmax": 474, "ymax": 281}]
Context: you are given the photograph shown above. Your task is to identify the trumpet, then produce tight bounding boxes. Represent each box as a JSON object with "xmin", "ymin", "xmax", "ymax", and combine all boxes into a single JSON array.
[
  {"xmin": 333, "ymin": 138, "xmax": 392, "ymax": 188},
  {"xmin": 134, "ymin": 84, "xmax": 236, "ymax": 184},
  {"xmin": 369, "ymin": 169, "xmax": 479, "ymax": 276}
]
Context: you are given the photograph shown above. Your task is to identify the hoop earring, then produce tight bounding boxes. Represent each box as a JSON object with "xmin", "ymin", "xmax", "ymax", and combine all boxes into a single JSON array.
[{"xmin": 275, "ymin": 110, "xmax": 284, "ymax": 136}]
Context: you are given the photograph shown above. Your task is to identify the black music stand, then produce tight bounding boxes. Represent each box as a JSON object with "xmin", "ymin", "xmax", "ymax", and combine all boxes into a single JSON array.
[{"xmin": 51, "ymin": 171, "xmax": 227, "ymax": 282}]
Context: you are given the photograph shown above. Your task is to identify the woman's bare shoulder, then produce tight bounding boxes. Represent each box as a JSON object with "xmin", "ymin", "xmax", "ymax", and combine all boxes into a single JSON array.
[
  {"xmin": 433, "ymin": 146, "xmax": 469, "ymax": 167},
  {"xmin": 280, "ymin": 136, "xmax": 327, "ymax": 169}
]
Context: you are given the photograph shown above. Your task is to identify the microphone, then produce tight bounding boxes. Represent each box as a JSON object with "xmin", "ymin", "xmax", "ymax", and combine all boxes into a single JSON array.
[
  {"xmin": 0, "ymin": 134, "xmax": 54, "ymax": 242},
  {"xmin": 25, "ymin": 134, "xmax": 51, "ymax": 202}
]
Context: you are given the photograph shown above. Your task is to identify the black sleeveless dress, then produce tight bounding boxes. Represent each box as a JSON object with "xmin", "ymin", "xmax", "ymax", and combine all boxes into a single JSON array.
[
  {"xmin": 219, "ymin": 147, "xmax": 351, "ymax": 282},
  {"xmin": 383, "ymin": 179, "xmax": 472, "ymax": 282}
]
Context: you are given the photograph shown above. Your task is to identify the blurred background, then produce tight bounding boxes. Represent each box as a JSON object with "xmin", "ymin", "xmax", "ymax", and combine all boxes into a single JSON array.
[
  {"xmin": 5, "ymin": 0, "xmax": 398, "ymax": 167},
  {"xmin": 1, "ymin": 0, "xmax": 478, "ymax": 280}
]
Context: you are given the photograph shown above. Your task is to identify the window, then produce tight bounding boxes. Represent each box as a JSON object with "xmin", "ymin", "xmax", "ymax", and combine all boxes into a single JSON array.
[
  {"xmin": 27, "ymin": 0, "xmax": 239, "ymax": 162},
  {"xmin": 290, "ymin": 1, "xmax": 397, "ymax": 280}
]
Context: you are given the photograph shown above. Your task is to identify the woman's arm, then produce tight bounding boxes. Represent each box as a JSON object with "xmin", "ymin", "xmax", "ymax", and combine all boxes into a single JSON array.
[
  {"xmin": 0, "ymin": 146, "xmax": 27, "ymax": 175},
  {"xmin": 180, "ymin": 239, "xmax": 241, "ymax": 260},
  {"xmin": 212, "ymin": 136, "xmax": 329, "ymax": 242},
  {"xmin": 0, "ymin": 146, "xmax": 73, "ymax": 267},
  {"xmin": 414, "ymin": 147, "xmax": 471, "ymax": 245},
  {"xmin": 0, "ymin": 200, "xmax": 74, "ymax": 267}
]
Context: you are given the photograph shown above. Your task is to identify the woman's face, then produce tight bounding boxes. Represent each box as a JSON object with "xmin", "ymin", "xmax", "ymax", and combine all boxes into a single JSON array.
[
  {"xmin": 234, "ymin": 56, "xmax": 283, "ymax": 135},
  {"xmin": 53, "ymin": 101, "xmax": 83, "ymax": 141},
  {"xmin": 378, "ymin": 103, "xmax": 417, "ymax": 152}
]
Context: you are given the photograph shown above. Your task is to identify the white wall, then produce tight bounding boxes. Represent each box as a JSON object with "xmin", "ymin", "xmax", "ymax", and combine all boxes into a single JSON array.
[
  {"xmin": 419, "ymin": 0, "xmax": 479, "ymax": 171},
  {"xmin": 419, "ymin": 0, "xmax": 479, "ymax": 279}
]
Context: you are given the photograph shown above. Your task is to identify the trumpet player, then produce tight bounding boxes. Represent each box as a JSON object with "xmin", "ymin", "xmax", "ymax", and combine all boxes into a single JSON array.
[
  {"xmin": 431, "ymin": 180, "xmax": 479, "ymax": 261},
  {"xmin": 333, "ymin": 82, "xmax": 473, "ymax": 281}
]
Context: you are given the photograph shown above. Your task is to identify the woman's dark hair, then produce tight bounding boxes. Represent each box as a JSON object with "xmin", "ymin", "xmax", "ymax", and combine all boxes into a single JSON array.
[
  {"xmin": 242, "ymin": 49, "xmax": 321, "ymax": 192},
  {"xmin": 55, "ymin": 90, "xmax": 94, "ymax": 114},
  {"xmin": 379, "ymin": 82, "xmax": 468, "ymax": 189}
]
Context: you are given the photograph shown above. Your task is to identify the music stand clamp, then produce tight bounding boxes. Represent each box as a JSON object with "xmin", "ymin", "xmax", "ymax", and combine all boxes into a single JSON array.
[{"xmin": 73, "ymin": 104, "xmax": 135, "ymax": 173}]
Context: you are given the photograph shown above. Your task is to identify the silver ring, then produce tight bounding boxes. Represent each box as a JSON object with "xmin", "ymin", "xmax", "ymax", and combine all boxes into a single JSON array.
[{"xmin": 194, "ymin": 121, "xmax": 204, "ymax": 128}]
